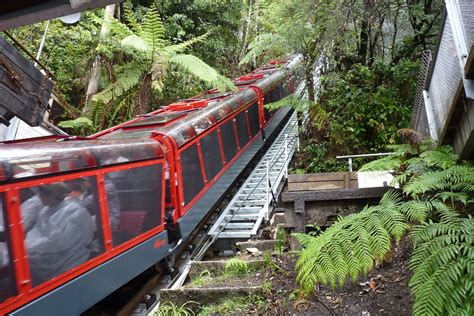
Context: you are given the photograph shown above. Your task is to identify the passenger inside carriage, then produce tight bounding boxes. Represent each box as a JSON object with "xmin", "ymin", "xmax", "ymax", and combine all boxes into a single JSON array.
[{"xmin": 24, "ymin": 182, "xmax": 94, "ymax": 286}]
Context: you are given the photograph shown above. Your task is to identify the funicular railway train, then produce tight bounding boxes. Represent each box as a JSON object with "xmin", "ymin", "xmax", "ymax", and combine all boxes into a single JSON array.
[{"xmin": 0, "ymin": 56, "xmax": 302, "ymax": 315}]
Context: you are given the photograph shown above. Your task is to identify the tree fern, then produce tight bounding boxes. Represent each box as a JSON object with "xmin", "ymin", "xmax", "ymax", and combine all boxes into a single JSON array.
[{"xmin": 90, "ymin": 1, "xmax": 235, "ymax": 127}]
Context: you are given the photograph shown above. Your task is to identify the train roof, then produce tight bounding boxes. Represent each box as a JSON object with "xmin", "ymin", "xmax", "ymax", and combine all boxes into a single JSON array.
[
  {"xmin": 93, "ymin": 58, "xmax": 294, "ymax": 146},
  {"xmin": 0, "ymin": 138, "xmax": 163, "ymax": 183}
]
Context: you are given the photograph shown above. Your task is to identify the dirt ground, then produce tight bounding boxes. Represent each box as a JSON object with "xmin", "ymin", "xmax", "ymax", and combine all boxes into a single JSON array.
[{"xmin": 262, "ymin": 237, "xmax": 413, "ymax": 315}]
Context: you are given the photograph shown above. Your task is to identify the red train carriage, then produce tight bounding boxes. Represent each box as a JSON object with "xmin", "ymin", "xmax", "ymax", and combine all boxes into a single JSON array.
[{"xmin": 0, "ymin": 56, "xmax": 301, "ymax": 315}]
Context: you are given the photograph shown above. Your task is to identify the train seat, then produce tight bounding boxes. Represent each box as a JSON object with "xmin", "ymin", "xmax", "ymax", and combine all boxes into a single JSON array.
[{"xmin": 117, "ymin": 211, "xmax": 146, "ymax": 235}]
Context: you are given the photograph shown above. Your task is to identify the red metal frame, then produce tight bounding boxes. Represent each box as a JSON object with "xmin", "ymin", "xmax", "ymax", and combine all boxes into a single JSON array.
[
  {"xmin": 0, "ymin": 159, "xmax": 166, "ymax": 314},
  {"xmin": 173, "ymin": 98, "xmax": 267, "ymax": 215},
  {"xmin": 249, "ymin": 86, "xmax": 266, "ymax": 128}
]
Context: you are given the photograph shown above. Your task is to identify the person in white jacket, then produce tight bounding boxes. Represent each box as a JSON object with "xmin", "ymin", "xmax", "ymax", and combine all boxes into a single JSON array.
[{"xmin": 25, "ymin": 183, "xmax": 94, "ymax": 286}]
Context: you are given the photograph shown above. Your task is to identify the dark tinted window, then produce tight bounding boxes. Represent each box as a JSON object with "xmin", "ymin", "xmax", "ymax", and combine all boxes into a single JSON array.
[
  {"xmin": 247, "ymin": 103, "xmax": 260, "ymax": 137},
  {"xmin": 220, "ymin": 120, "xmax": 238, "ymax": 162},
  {"xmin": 105, "ymin": 165, "xmax": 163, "ymax": 246},
  {"xmin": 235, "ymin": 111, "xmax": 250, "ymax": 148},
  {"xmin": 200, "ymin": 131, "xmax": 223, "ymax": 182},
  {"xmin": 180, "ymin": 145, "xmax": 204, "ymax": 205},
  {"xmin": 0, "ymin": 193, "xmax": 16, "ymax": 303},
  {"xmin": 21, "ymin": 177, "xmax": 102, "ymax": 287}
]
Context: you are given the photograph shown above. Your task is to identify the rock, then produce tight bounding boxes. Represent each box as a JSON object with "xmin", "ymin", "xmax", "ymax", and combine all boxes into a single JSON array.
[{"xmin": 246, "ymin": 247, "xmax": 261, "ymax": 254}]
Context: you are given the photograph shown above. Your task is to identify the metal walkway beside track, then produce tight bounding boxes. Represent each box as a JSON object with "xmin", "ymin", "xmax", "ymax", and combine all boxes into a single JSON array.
[{"xmin": 208, "ymin": 111, "xmax": 299, "ymax": 240}]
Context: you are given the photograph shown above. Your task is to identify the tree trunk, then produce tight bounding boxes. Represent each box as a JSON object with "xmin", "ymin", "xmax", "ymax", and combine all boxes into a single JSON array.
[
  {"xmin": 136, "ymin": 73, "xmax": 152, "ymax": 115},
  {"xmin": 83, "ymin": 4, "xmax": 116, "ymax": 115},
  {"xmin": 304, "ymin": 58, "xmax": 315, "ymax": 102},
  {"xmin": 238, "ymin": 0, "xmax": 254, "ymax": 60}
]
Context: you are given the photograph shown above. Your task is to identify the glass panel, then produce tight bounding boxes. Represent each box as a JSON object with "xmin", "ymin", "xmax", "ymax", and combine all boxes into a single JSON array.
[
  {"xmin": 105, "ymin": 164, "xmax": 163, "ymax": 246},
  {"xmin": 211, "ymin": 104, "xmax": 232, "ymax": 122},
  {"xmin": 21, "ymin": 177, "xmax": 103, "ymax": 287},
  {"xmin": 124, "ymin": 113, "xmax": 185, "ymax": 127},
  {"xmin": 99, "ymin": 129, "xmax": 155, "ymax": 140},
  {"xmin": 247, "ymin": 103, "xmax": 260, "ymax": 137},
  {"xmin": 180, "ymin": 145, "xmax": 204, "ymax": 205},
  {"xmin": 0, "ymin": 193, "xmax": 17, "ymax": 303},
  {"xmin": 191, "ymin": 115, "xmax": 214, "ymax": 135},
  {"xmin": 200, "ymin": 131, "xmax": 223, "ymax": 182},
  {"xmin": 94, "ymin": 140, "xmax": 162, "ymax": 166},
  {"xmin": 235, "ymin": 111, "xmax": 249, "ymax": 148},
  {"xmin": 220, "ymin": 120, "xmax": 238, "ymax": 162}
]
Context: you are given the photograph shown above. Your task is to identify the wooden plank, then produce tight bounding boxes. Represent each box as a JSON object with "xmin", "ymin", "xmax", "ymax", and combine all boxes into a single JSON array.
[
  {"xmin": 0, "ymin": 37, "xmax": 53, "ymax": 89},
  {"xmin": 0, "ymin": 36, "xmax": 52, "ymax": 126},
  {"xmin": 282, "ymin": 187, "xmax": 393, "ymax": 202},
  {"xmin": 343, "ymin": 172, "xmax": 349, "ymax": 189},
  {"xmin": 288, "ymin": 172, "xmax": 357, "ymax": 183},
  {"xmin": 288, "ymin": 181, "xmax": 344, "ymax": 191}
]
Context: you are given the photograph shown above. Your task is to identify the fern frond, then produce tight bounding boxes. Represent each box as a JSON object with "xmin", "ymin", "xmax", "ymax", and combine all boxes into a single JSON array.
[
  {"xmin": 403, "ymin": 165, "xmax": 474, "ymax": 197},
  {"xmin": 123, "ymin": 1, "xmax": 143, "ymax": 36},
  {"xmin": 420, "ymin": 145, "xmax": 458, "ymax": 170},
  {"xmin": 409, "ymin": 216, "xmax": 473, "ymax": 316},
  {"xmin": 399, "ymin": 199, "xmax": 432, "ymax": 222},
  {"xmin": 170, "ymin": 54, "xmax": 236, "ymax": 92},
  {"xmin": 142, "ymin": 5, "xmax": 166, "ymax": 52},
  {"xmin": 295, "ymin": 196, "xmax": 408, "ymax": 293},
  {"xmin": 359, "ymin": 154, "xmax": 401, "ymax": 172},
  {"xmin": 92, "ymin": 64, "xmax": 143, "ymax": 104},
  {"xmin": 163, "ymin": 33, "xmax": 208, "ymax": 56},
  {"xmin": 239, "ymin": 33, "xmax": 284, "ymax": 65},
  {"xmin": 58, "ymin": 117, "xmax": 94, "ymax": 134}
]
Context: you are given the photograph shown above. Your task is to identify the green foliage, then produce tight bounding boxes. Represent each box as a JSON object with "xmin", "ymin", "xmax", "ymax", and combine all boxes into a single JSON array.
[
  {"xmin": 409, "ymin": 215, "xmax": 473, "ymax": 316},
  {"xmin": 296, "ymin": 142, "xmax": 474, "ymax": 316},
  {"xmin": 224, "ymin": 258, "xmax": 252, "ymax": 277},
  {"xmin": 155, "ymin": 301, "xmax": 197, "ymax": 316},
  {"xmin": 88, "ymin": 2, "xmax": 236, "ymax": 130},
  {"xmin": 198, "ymin": 294, "xmax": 265, "ymax": 315},
  {"xmin": 318, "ymin": 62, "xmax": 415, "ymax": 153},
  {"xmin": 294, "ymin": 190, "xmax": 407, "ymax": 291},
  {"xmin": 275, "ymin": 226, "xmax": 287, "ymax": 254},
  {"xmin": 9, "ymin": 10, "xmax": 103, "ymax": 106},
  {"xmin": 58, "ymin": 117, "xmax": 95, "ymax": 135}
]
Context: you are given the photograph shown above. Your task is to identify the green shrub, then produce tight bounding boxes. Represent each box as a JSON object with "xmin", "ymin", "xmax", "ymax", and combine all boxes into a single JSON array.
[{"xmin": 294, "ymin": 141, "xmax": 474, "ymax": 316}]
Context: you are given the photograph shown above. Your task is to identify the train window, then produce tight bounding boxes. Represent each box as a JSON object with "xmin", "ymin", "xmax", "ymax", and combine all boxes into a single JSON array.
[
  {"xmin": 212, "ymin": 104, "xmax": 232, "ymax": 122},
  {"xmin": 200, "ymin": 130, "xmax": 223, "ymax": 182},
  {"xmin": 9, "ymin": 151, "xmax": 96, "ymax": 180},
  {"xmin": 105, "ymin": 164, "xmax": 163, "ymax": 246},
  {"xmin": 235, "ymin": 111, "xmax": 250, "ymax": 148},
  {"xmin": 247, "ymin": 103, "xmax": 260, "ymax": 137},
  {"xmin": 191, "ymin": 115, "xmax": 214, "ymax": 135},
  {"xmin": 0, "ymin": 193, "xmax": 17, "ymax": 303},
  {"xmin": 94, "ymin": 141, "xmax": 162, "ymax": 166},
  {"xmin": 180, "ymin": 145, "xmax": 204, "ymax": 205},
  {"xmin": 20, "ymin": 177, "xmax": 103, "ymax": 287},
  {"xmin": 219, "ymin": 120, "xmax": 238, "ymax": 162}
]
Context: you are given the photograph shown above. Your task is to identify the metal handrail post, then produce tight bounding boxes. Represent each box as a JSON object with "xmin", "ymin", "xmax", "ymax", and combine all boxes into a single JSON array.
[
  {"xmin": 284, "ymin": 134, "xmax": 289, "ymax": 178},
  {"xmin": 266, "ymin": 160, "xmax": 270, "ymax": 220}
]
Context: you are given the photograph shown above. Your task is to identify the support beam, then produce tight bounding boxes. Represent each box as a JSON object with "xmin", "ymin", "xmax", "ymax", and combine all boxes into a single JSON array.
[
  {"xmin": 445, "ymin": 0, "xmax": 474, "ymax": 99},
  {"xmin": 0, "ymin": 0, "xmax": 123, "ymax": 31},
  {"xmin": 422, "ymin": 90, "xmax": 439, "ymax": 142}
]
